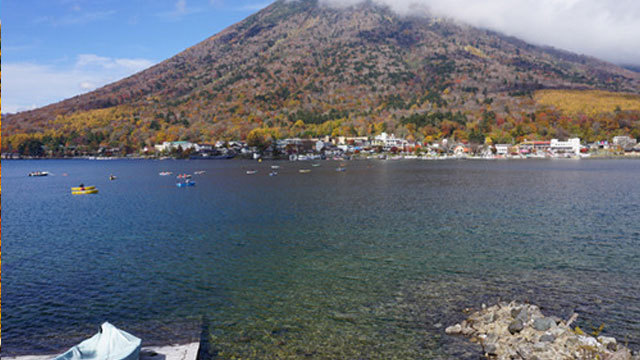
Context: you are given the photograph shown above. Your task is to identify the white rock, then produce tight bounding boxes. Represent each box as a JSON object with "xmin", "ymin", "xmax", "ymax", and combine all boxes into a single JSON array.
[
  {"xmin": 598, "ymin": 335, "xmax": 617, "ymax": 346},
  {"xmin": 445, "ymin": 324, "xmax": 462, "ymax": 334}
]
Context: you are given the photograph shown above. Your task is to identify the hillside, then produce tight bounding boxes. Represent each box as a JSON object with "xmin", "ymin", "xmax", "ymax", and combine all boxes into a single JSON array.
[{"xmin": 4, "ymin": 0, "xmax": 640, "ymax": 155}]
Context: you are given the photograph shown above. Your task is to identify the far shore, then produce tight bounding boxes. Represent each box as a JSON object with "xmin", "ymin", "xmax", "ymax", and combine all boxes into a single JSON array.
[{"xmin": 3, "ymin": 153, "xmax": 640, "ymax": 161}]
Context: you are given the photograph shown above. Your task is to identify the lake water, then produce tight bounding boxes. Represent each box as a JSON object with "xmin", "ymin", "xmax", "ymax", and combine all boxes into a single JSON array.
[{"xmin": 3, "ymin": 159, "xmax": 640, "ymax": 358}]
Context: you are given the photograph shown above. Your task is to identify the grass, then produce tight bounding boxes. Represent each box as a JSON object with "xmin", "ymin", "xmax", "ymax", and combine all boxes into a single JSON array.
[{"xmin": 535, "ymin": 90, "xmax": 640, "ymax": 115}]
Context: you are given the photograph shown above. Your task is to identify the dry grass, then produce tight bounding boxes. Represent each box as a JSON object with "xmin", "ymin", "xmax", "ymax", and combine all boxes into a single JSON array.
[{"xmin": 535, "ymin": 90, "xmax": 640, "ymax": 115}]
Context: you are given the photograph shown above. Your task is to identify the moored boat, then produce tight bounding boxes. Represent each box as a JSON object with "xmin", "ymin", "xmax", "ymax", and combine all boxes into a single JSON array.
[
  {"xmin": 246, "ymin": 170, "xmax": 258, "ymax": 175},
  {"xmin": 176, "ymin": 180, "xmax": 196, "ymax": 187},
  {"xmin": 29, "ymin": 171, "xmax": 49, "ymax": 177},
  {"xmin": 71, "ymin": 186, "xmax": 96, "ymax": 191},
  {"xmin": 72, "ymin": 188, "xmax": 99, "ymax": 195},
  {"xmin": 299, "ymin": 169, "xmax": 311, "ymax": 174},
  {"xmin": 53, "ymin": 322, "xmax": 141, "ymax": 360}
]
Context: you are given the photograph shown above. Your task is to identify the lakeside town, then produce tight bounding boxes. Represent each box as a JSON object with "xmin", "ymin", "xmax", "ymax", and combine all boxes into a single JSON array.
[{"xmin": 3, "ymin": 133, "xmax": 640, "ymax": 161}]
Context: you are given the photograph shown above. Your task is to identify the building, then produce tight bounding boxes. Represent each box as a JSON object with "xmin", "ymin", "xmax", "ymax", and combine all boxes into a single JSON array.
[
  {"xmin": 550, "ymin": 138, "xmax": 581, "ymax": 154},
  {"xmin": 154, "ymin": 141, "xmax": 196, "ymax": 152},
  {"xmin": 495, "ymin": 144, "xmax": 510, "ymax": 156},
  {"xmin": 334, "ymin": 136, "xmax": 370, "ymax": 147},
  {"xmin": 612, "ymin": 136, "xmax": 637, "ymax": 150},
  {"xmin": 371, "ymin": 133, "xmax": 408, "ymax": 151},
  {"xmin": 520, "ymin": 140, "xmax": 551, "ymax": 153},
  {"xmin": 195, "ymin": 144, "xmax": 214, "ymax": 152}
]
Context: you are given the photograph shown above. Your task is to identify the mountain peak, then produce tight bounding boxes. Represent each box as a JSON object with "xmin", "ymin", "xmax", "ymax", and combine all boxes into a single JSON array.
[{"xmin": 4, "ymin": 1, "xmax": 640, "ymax": 153}]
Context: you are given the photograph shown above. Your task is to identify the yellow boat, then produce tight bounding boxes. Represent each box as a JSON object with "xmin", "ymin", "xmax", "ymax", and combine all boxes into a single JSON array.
[
  {"xmin": 71, "ymin": 186, "xmax": 99, "ymax": 195},
  {"xmin": 71, "ymin": 186, "xmax": 96, "ymax": 191},
  {"xmin": 72, "ymin": 189, "xmax": 99, "ymax": 195}
]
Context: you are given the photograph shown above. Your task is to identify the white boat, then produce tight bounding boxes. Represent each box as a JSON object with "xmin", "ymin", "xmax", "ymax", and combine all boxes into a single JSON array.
[
  {"xmin": 53, "ymin": 322, "xmax": 141, "ymax": 360},
  {"xmin": 29, "ymin": 171, "xmax": 49, "ymax": 177},
  {"xmin": 271, "ymin": 165, "xmax": 280, "ymax": 170},
  {"xmin": 246, "ymin": 170, "xmax": 258, "ymax": 175},
  {"xmin": 299, "ymin": 169, "xmax": 311, "ymax": 174}
]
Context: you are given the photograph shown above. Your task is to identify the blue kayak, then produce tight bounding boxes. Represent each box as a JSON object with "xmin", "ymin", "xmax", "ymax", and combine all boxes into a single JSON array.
[{"xmin": 176, "ymin": 181, "xmax": 196, "ymax": 187}]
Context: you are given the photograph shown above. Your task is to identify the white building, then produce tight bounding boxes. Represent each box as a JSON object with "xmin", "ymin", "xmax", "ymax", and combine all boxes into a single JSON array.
[
  {"xmin": 612, "ymin": 136, "xmax": 637, "ymax": 150},
  {"xmin": 495, "ymin": 144, "xmax": 510, "ymax": 156},
  {"xmin": 154, "ymin": 141, "xmax": 196, "ymax": 152},
  {"xmin": 550, "ymin": 138, "xmax": 581, "ymax": 154},
  {"xmin": 372, "ymin": 132, "xmax": 408, "ymax": 150}
]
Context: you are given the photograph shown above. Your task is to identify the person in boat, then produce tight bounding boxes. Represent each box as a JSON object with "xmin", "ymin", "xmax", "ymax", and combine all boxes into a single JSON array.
[{"xmin": 79, "ymin": 183, "xmax": 85, "ymax": 191}]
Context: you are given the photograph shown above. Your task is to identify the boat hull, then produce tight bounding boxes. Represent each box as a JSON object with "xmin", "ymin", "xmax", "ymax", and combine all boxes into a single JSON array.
[
  {"xmin": 72, "ymin": 189, "xmax": 99, "ymax": 195},
  {"xmin": 71, "ymin": 186, "xmax": 96, "ymax": 191},
  {"xmin": 53, "ymin": 322, "xmax": 141, "ymax": 360}
]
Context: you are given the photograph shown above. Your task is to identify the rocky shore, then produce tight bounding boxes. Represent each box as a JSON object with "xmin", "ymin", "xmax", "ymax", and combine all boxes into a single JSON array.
[{"xmin": 446, "ymin": 301, "xmax": 639, "ymax": 360}]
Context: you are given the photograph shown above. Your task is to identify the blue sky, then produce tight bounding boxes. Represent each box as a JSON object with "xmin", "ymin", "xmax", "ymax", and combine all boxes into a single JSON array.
[{"xmin": 3, "ymin": 0, "xmax": 276, "ymax": 113}]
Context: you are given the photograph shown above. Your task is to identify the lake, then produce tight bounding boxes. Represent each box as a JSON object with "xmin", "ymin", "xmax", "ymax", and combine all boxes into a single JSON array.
[{"xmin": 3, "ymin": 159, "xmax": 640, "ymax": 358}]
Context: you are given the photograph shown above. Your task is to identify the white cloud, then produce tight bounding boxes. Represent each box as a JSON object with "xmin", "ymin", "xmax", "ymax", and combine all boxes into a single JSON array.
[
  {"xmin": 157, "ymin": 0, "xmax": 203, "ymax": 20},
  {"xmin": 3, "ymin": 55, "xmax": 156, "ymax": 114},
  {"xmin": 176, "ymin": 0, "xmax": 188, "ymax": 14},
  {"xmin": 316, "ymin": 0, "xmax": 640, "ymax": 66}
]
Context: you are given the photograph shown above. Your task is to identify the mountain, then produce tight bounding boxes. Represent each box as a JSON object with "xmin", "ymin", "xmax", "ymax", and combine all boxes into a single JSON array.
[{"xmin": 4, "ymin": 0, "xmax": 640, "ymax": 155}]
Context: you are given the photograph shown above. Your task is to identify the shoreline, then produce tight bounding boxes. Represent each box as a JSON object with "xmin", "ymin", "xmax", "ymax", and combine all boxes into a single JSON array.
[{"xmin": 3, "ymin": 154, "xmax": 640, "ymax": 161}]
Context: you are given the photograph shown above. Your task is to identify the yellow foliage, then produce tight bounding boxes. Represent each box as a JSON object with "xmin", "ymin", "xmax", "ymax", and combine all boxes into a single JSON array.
[
  {"xmin": 464, "ymin": 45, "xmax": 487, "ymax": 58},
  {"xmin": 535, "ymin": 90, "xmax": 640, "ymax": 115}
]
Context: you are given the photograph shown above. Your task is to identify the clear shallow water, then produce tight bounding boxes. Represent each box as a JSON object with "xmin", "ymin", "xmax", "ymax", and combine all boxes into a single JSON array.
[{"xmin": 3, "ymin": 159, "xmax": 640, "ymax": 358}]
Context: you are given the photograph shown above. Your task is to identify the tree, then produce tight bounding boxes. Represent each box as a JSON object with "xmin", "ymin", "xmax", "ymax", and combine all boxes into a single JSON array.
[
  {"xmin": 19, "ymin": 139, "xmax": 45, "ymax": 157},
  {"xmin": 247, "ymin": 128, "xmax": 272, "ymax": 151}
]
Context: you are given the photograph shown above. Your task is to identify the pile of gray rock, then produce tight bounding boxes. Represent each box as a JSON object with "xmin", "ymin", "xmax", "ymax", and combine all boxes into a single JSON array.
[{"xmin": 445, "ymin": 301, "xmax": 639, "ymax": 360}]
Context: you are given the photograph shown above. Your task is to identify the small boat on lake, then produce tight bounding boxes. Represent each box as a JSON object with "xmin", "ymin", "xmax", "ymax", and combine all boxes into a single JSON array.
[
  {"xmin": 194, "ymin": 170, "xmax": 206, "ymax": 175},
  {"xmin": 246, "ymin": 170, "xmax": 258, "ymax": 175},
  {"xmin": 109, "ymin": 175, "xmax": 117, "ymax": 181},
  {"xmin": 71, "ymin": 186, "xmax": 99, "ymax": 195},
  {"xmin": 159, "ymin": 172, "xmax": 173, "ymax": 176},
  {"xmin": 269, "ymin": 171, "xmax": 278, "ymax": 176},
  {"xmin": 312, "ymin": 163, "xmax": 321, "ymax": 167},
  {"xmin": 177, "ymin": 174, "xmax": 192, "ymax": 179},
  {"xmin": 299, "ymin": 169, "xmax": 311, "ymax": 174},
  {"xmin": 53, "ymin": 322, "xmax": 141, "ymax": 360},
  {"xmin": 176, "ymin": 180, "xmax": 196, "ymax": 187},
  {"xmin": 271, "ymin": 165, "xmax": 280, "ymax": 170},
  {"xmin": 29, "ymin": 171, "xmax": 49, "ymax": 177}
]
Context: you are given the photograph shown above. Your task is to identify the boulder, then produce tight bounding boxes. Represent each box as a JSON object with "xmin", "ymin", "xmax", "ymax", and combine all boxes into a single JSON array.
[
  {"xmin": 508, "ymin": 319, "xmax": 524, "ymax": 334},
  {"xmin": 532, "ymin": 317, "xmax": 556, "ymax": 331}
]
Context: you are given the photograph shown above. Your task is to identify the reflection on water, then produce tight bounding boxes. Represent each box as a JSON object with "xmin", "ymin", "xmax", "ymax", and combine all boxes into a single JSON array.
[{"xmin": 3, "ymin": 159, "xmax": 640, "ymax": 358}]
